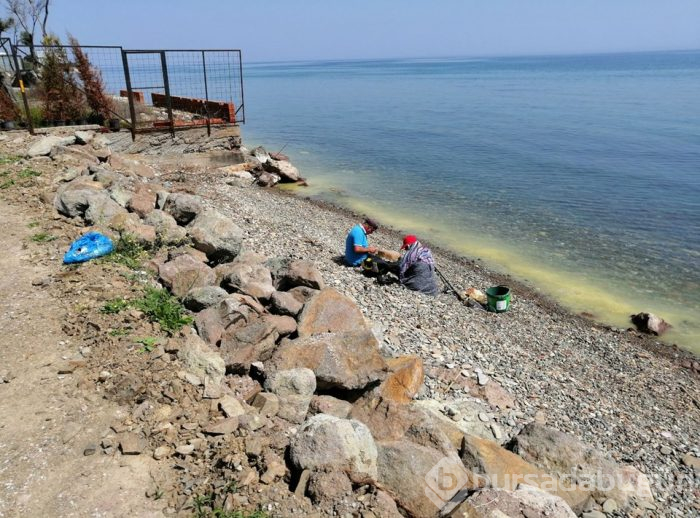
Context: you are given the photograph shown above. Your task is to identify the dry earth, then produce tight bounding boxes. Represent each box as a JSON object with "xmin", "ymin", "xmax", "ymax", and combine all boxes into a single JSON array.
[{"xmin": 0, "ymin": 195, "xmax": 164, "ymax": 517}]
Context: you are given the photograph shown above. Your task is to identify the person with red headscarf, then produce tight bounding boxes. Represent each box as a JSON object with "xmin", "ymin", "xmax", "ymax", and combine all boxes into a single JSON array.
[{"xmin": 398, "ymin": 235, "xmax": 438, "ymax": 295}]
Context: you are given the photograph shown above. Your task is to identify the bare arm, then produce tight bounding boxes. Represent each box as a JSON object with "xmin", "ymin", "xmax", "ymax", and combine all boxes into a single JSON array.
[{"xmin": 355, "ymin": 244, "xmax": 378, "ymax": 254}]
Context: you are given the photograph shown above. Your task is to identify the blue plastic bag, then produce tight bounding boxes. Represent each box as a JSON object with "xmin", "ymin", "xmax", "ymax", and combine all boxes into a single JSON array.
[{"xmin": 63, "ymin": 232, "xmax": 114, "ymax": 264}]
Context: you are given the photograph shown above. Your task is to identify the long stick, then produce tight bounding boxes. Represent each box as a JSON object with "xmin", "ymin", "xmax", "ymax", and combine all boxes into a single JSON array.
[{"xmin": 435, "ymin": 266, "xmax": 464, "ymax": 302}]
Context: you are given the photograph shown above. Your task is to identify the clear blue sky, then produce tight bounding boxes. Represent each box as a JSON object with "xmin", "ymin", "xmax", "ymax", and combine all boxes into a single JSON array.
[{"xmin": 43, "ymin": 0, "xmax": 700, "ymax": 62}]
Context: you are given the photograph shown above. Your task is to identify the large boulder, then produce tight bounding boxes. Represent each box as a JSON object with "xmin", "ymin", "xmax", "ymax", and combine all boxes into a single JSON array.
[
  {"xmin": 143, "ymin": 210, "xmax": 188, "ymax": 245},
  {"xmin": 460, "ymin": 434, "xmax": 590, "ymax": 513},
  {"xmin": 380, "ymin": 356, "xmax": 424, "ymax": 404},
  {"xmin": 50, "ymin": 145, "xmax": 100, "ymax": 167},
  {"xmin": 163, "ymin": 193, "xmax": 204, "ymax": 225},
  {"xmin": 630, "ymin": 312, "xmax": 672, "ymax": 336},
  {"xmin": 158, "ymin": 254, "xmax": 217, "ymax": 298},
  {"xmin": 450, "ymin": 486, "xmax": 576, "ymax": 518},
  {"xmin": 263, "ymin": 368, "xmax": 316, "ymax": 423},
  {"xmin": 187, "ymin": 208, "xmax": 244, "ymax": 263},
  {"xmin": 268, "ymin": 330, "xmax": 387, "ymax": 391},
  {"xmin": 219, "ymin": 315, "xmax": 293, "ymax": 371},
  {"xmin": 177, "ymin": 333, "xmax": 226, "ymax": 385},
  {"xmin": 508, "ymin": 423, "xmax": 654, "ymax": 505},
  {"xmin": 54, "ymin": 178, "xmax": 107, "ymax": 218},
  {"xmin": 378, "ymin": 440, "xmax": 468, "ymax": 518},
  {"xmin": 278, "ymin": 260, "xmax": 325, "ymax": 290},
  {"xmin": 84, "ymin": 195, "xmax": 128, "ymax": 226},
  {"xmin": 414, "ymin": 398, "xmax": 497, "ymax": 447},
  {"xmin": 297, "ymin": 288, "xmax": 369, "ymax": 337},
  {"xmin": 127, "ymin": 183, "xmax": 159, "ymax": 217},
  {"xmin": 220, "ymin": 261, "xmax": 274, "ymax": 301},
  {"xmin": 289, "ymin": 414, "xmax": 378, "ymax": 480},
  {"xmin": 183, "ymin": 286, "xmax": 229, "ymax": 312},
  {"xmin": 270, "ymin": 290, "xmax": 304, "ymax": 317},
  {"xmin": 27, "ymin": 135, "xmax": 76, "ymax": 157},
  {"xmin": 107, "ymin": 213, "xmax": 157, "ymax": 247},
  {"xmin": 263, "ymin": 158, "xmax": 300, "ymax": 182}
]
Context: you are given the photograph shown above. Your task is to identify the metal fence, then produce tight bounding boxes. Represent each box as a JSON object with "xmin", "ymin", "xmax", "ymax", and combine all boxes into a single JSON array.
[{"xmin": 6, "ymin": 42, "xmax": 244, "ymax": 139}]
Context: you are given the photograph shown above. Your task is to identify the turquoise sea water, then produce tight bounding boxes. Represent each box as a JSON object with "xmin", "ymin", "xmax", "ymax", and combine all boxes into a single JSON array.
[{"xmin": 240, "ymin": 51, "xmax": 700, "ymax": 353}]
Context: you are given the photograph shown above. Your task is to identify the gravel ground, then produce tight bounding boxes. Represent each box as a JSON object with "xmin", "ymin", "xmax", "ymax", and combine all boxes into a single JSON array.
[{"xmin": 192, "ymin": 172, "xmax": 700, "ymax": 517}]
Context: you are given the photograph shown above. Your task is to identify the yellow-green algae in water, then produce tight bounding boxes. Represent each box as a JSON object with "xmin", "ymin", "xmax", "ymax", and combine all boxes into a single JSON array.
[{"xmin": 287, "ymin": 183, "xmax": 699, "ymax": 354}]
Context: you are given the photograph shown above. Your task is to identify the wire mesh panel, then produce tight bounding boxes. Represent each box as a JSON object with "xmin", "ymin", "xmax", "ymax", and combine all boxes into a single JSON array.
[
  {"xmin": 8, "ymin": 43, "xmax": 244, "ymax": 137},
  {"xmin": 123, "ymin": 51, "xmax": 168, "ymax": 132},
  {"xmin": 124, "ymin": 49, "xmax": 243, "ymax": 135},
  {"xmin": 13, "ymin": 44, "xmax": 128, "ymax": 128}
]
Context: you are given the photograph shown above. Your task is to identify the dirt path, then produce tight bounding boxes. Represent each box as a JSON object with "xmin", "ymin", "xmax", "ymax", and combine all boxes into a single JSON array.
[{"xmin": 0, "ymin": 201, "xmax": 163, "ymax": 517}]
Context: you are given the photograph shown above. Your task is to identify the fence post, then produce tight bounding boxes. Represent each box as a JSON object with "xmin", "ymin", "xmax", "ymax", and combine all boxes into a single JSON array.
[
  {"xmin": 238, "ymin": 50, "xmax": 245, "ymax": 124},
  {"xmin": 159, "ymin": 51, "xmax": 175, "ymax": 138},
  {"xmin": 120, "ymin": 49, "xmax": 137, "ymax": 142},
  {"xmin": 11, "ymin": 45, "xmax": 34, "ymax": 135},
  {"xmin": 201, "ymin": 51, "xmax": 211, "ymax": 137}
]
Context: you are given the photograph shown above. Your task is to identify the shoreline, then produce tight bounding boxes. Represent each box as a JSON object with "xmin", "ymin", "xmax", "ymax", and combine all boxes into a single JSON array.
[{"xmin": 233, "ymin": 175, "xmax": 699, "ymax": 367}]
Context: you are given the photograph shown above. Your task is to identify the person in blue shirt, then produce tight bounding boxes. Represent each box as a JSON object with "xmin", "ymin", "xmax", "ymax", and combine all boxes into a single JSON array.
[{"xmin": 344, "ymin": 218, "xmax": 379, "ymax": 266}]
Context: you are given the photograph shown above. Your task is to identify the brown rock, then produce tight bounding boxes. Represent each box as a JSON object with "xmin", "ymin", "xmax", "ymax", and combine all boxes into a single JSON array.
[
  {"xmin": 378, "ymin": 441, "xmax": 471, "ymax": 518},
  {"xmin": 127, "ymin": 183, "xmax": 158, "ymax": 217},
  {"xmin": 251, "ymin": 392, "xmax": 280, "ymax": 417},
  {"xmin": 509, "ymin": 423, "xmax": 654, "ymax": 505},
  {"xmin": 297, "ymin": 288, "xmax": 369, "ymax": 337},
  {"xmin": 280, "ymin": 260, "xmax": 325, "ymax": 290},
  {"xmin": 450, "ymin": 486, "xmax": 576, "ymax": 518},
  {"xmin": 309, "ymin": 395, "xmax": 353, "ymax": 419},
  {"xmin": 158, "ymin": 254, "xmax": 216, "ymax": 298},
  {"xmin": 460, "ymin": 434, "xmax": 590, "ymax": 513},
  {"xmin": 288, "ymin": 285, "xmax": 319, "ymax": 304},
  {"xmin": 270, "ymin": 290, "xmax": 304, "ymax": 317},
  {"xmin": 119, "ymin": 433, "xmax": 144, "ymax": 455},
  {"xmin": 307, "ymin": 470, "xmax": 353, "ymax": 505},
  {"xmin": 269, "ymin": 330, "xmax": 387, "ymax": 391},
  {"xmin": 203, "ymin": 417, "xmax": 239, "ymax": 435},
  {"xmin": 380, "ymin": 356, "xmax": 424, "ymax": 404},
  {"xmin": 630, "ymin": 312, "xmax": 672, "ymax": 336}
]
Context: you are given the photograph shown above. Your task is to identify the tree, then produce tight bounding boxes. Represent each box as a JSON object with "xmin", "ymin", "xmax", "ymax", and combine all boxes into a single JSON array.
[
  {"xmin": 4, "ymin": 0, "xmax": 51, "ymax": 59},
  {"xmin": 40, "ymin": 34, "xmax": 85, "ymax": 121},
  {"xmin": 68, "ymin": 35, "xmax": 114, "ymax": 119},
  {"xmin": 0, "ymin": 16, "xmax": 14, "ymax": 39}
]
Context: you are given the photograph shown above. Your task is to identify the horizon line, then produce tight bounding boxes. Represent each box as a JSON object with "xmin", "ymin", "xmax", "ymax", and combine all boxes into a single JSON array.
[{"xmin": 247, "ymin": 47, "xmax": 700, "ymax": 66}]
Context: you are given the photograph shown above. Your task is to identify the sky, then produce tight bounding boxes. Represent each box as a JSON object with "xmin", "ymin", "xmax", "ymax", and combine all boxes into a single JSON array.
[{"xmin": 38, "ymin": 0, "xmax": 700, "ymax": 62}]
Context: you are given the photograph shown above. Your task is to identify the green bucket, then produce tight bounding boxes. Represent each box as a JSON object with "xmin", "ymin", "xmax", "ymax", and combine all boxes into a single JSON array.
[{"xmin": 486, "ymin": 285, "xmax": 511, "ymax": 313}]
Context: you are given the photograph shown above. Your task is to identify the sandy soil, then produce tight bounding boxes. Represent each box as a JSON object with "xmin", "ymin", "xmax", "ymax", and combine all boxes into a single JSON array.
[{"xmin": 0, "ymin": 196, "xmax": 163, "ymax": 518}]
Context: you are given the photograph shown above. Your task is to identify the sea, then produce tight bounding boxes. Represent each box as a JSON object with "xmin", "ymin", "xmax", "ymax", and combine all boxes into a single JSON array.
[{"xmin": 239, "ymin": 51, "xmax": 700, "ymax": 353}]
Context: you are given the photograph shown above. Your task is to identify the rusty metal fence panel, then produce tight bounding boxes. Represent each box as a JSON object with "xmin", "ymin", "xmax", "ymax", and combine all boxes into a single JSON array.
[{"xmin": 8, "ymin": 43, "xmax": 244, "ymax": 139}]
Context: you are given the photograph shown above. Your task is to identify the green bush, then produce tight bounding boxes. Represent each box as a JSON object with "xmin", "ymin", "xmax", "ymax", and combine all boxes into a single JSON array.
[
  {"xmin": 133, "ymin": 287, "xmax": 192, "ymax": 334},
  {"xmin": 104, "ymin": 233, "xmax": 147, "ymax": 269}
]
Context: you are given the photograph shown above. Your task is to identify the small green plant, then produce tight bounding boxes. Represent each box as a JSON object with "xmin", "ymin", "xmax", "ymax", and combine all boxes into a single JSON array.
[
  {"xmin": 104, "ymin": 233, "xmax": 147, "ymax": 269},
  {"xmin": 18, "ymin": 168, "xmax": 41, "ymax": 179},
  {"xmin": 133, "ymin": 287, "xmax": 192, "ymax": 334},
  {"xmin": 109, "ymin": 327, "xmax": 130, "ymax": 336},
  {"xmin": 30, "ymin": 232, "xmax": 57, "ymax": 243},
  {"xmin": 27, "ymin": 221, "xmax": 40, "ymax": 228},
  {"xmin": 0, "ymin": 179, "xmax": 15, "ymax": 189},
  {"xmin": 0, "ymin": 155, "xmax": 21, "ymax": 165},
  {"xmin": 135, "ymin": 336, "xmax": 158, "ymax": 353},
  {"xmin": 191, "ymin": 493, "xmax": 270, "ymax": 518},
  {"xmin": 101, "ymin": 298, "xmax": 130, "ymax": 314}
]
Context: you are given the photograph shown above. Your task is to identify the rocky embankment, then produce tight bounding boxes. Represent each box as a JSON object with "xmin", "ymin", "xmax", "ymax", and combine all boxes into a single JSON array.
[{"xmin": 0, "ymin": 127, "xmax": 698, "ymax": 518}]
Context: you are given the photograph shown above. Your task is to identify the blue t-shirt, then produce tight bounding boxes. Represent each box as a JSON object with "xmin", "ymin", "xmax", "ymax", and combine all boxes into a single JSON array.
[{"xmin": 345, "ymin": 224, "xmax": 368, "ymax": 266}]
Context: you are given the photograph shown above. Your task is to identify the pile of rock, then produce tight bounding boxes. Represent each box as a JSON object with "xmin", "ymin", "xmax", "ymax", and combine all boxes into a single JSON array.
[{"xmin": 30, "ymin": 131, "xmax": 662, "ymax": 517}]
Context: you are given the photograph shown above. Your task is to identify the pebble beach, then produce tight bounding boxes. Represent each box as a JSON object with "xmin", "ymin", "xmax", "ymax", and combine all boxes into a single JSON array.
[{"xmin": 196, "ymin": 163, "xmax": 700, "ymax": 515}]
